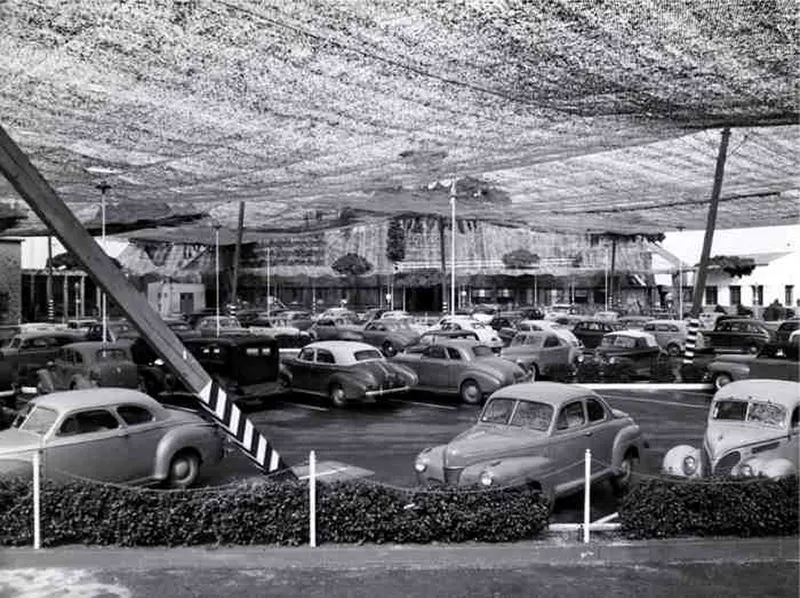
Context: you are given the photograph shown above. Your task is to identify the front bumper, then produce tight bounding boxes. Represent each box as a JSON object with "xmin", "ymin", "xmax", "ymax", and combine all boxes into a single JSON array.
[{"xmin": 365, "ymin": 385, "xmax": 411, "ymax": 398}]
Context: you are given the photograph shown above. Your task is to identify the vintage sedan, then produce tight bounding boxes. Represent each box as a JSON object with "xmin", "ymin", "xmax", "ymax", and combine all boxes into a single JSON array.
[
  {"xmin": 359, "ymin": 319, "xmax": 420, "ymax": 356},
  {"xmin": 662, "ymin": 379, "xmax": 798, "ymax": 479},
  {"xmin": 282, "ymin": 341, "xmax": 418, "ymax": 407},
  {"xmin": 195, "ymin": 316, "xmax": 249, "ymax": 337},
  {"xmin": 501, "ymin": 331, "xmax": 582, "ymax": 380},
  {"xmin": 572, "ymin": 319, "xmax": 626, "ymax": 349},
  {"xmin": 35, "ymin": 342, "xmax": 142, "ymax": 395},
  {"xmin": 705, "ymin": 339, "xmax": 799, "ymax": 390},
  {"xmin": 433, "ymin": 317, "xmax": 504, "ymax": 352},
  {"xmin": 0, "ymin": 388, "xmax": 224, "ymax": 488},
  {"xmin": 392, "ymin": 339, "xmax": 529, "ymax": 404},
  {"xmin": 307, "ymin": 317, "xmax": 365, "ymax": 342},
  {"xmin": 414, "ymin": 382, "xmax": 646, "ymax": 503},
  {"xmin": 0, "ymin": 330, "xmax": 83, "ymax": 392},
  {"xmin": 591, "ymin": 331, "xmax": 666, "ymax": 380}
]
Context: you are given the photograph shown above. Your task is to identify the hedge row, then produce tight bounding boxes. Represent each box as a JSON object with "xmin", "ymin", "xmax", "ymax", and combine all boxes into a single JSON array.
[
  {"xmin": 0, "ymin": 478, "xmax": 550, "ymax": 547},
  {"xmin": 619, "ymin": 476, "xmax": 799, "ymax": 538}
]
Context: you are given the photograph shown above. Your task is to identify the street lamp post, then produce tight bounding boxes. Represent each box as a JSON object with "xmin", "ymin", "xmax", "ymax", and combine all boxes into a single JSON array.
[
  {"xmin": 96, "ymin": 181, "xmax": 110, "ymax": 345},
  {"xmin": 677, "ymin": 225, "xmax": 685, "ymax": 319},
  {"xmin": 449, "ymin": 181, "xmax": 456, "ymax": 317},
  {"xmin": 266, "ymin": 246, "xmax": 271, "ymax": 318},
  {"xmin": 214, "ymin": 224, "xmax": 221, "ymax": 338}
]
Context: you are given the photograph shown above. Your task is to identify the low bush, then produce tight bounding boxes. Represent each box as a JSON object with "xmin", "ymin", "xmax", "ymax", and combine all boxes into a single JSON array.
[
  {"xmin": 0, "ymin": 478, "xmax": 550, "ymax": 547},
  {"xmin": 619, "ymin": 476, "xmax": 799, "ymax": 538}
]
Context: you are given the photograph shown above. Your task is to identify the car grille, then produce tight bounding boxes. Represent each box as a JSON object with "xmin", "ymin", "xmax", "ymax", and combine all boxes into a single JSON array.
[
  {"xmin": 713, "ymin": 451, "xmax": 741, "ymax": 476},
  {"xmin": 443, "ymin": 467, "xmax": 463, "ymax": 485}
]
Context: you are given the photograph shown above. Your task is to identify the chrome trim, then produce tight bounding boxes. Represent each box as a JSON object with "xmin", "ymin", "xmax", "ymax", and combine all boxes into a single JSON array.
[{"xmin": 365, "ymin": 385, "xmax": 410, "ymax": 397}]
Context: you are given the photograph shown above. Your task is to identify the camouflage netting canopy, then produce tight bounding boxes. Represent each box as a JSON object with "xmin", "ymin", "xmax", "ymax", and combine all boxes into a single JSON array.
[{"xmin": 0, "ymin": 0, "xmax": 797, "ymax": 235}]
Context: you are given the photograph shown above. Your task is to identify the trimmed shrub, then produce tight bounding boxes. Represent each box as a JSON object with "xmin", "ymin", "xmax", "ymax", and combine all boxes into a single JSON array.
[
  {"xmin": 619, "ymin": 476, "xmax": 799, "ymax": 539},
  {"xmin": 0, "ymin": 478, "xmax": 549, "ymax": 547}
]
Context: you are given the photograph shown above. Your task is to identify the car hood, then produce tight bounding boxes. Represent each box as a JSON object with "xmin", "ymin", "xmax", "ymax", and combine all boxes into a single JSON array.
[
  {"xmin": 473, "ymin": 357, "xmax": 520, "ymax": 379},
  {"xmin": 712, "ymin": 354, "xmax": 757, "ymax": 365},
  {"xmin": 0, "ymin": 429, "xmax": 42, "ymax": 456},
  {"xmin": 444, "ymin": 424, "xmax": 546, "ymax": 468},
  {"xmin": 703, "ymin": 421, "xmax": 783, "ymax": 460},
  {"xmin": 501, "ymin": 346, "xmax": 542, "ymax": 358}
]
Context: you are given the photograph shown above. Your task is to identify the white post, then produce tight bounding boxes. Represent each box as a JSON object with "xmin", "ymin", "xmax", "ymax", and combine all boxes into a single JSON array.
[
  {"xmin": 215, "ymin": 226, "xmax": 220, "ymax": 338},
  {"xmin": 605, "ymin": 246, "xmax": 609, "ymax": 311},
  {"xmin": 583, "ymin": 448, "xmax": 591, "ymax": 544},
  {"xmin": 309, "ymin": 449, "xmax": 317, "ymax": 548},
  {"xmin": 101, "ymin": 192, "xmax": 107, "ymax": 346},
  {"xmin": 33, "ymin": 450, "xmax": 41, "ymax": 550},
  {"xmin": 266, "ymin": 247, "xmax": 271, "ymax": 318},
  {"xmin": 449, "ymin": 182, "xmax": 456, "ymax": 317},
  {"xmin": 678, "ymin": 260, "xmax": 683, "ymax": 319}
]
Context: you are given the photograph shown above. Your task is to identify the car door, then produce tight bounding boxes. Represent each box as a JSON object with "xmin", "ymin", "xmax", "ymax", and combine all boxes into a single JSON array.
[
  {"xmin": 715, "ymin": 321, "xmax": 734, "ymax": 349},
  {"xmin": 309, "ymin": 348, "xmax": 337, "ymax": 394},
  {"xmin": 546, "ymin": 400, "xmax": 591, "ymax": 494},
  {"xmin": 44, "ymin": 408, "xmax": 129, "ymax": 482},
  {"xmin": 290, "ymin": 347, "xmax": 316, "ymax": 391},
  {"xmin": 584, "ymin": 397, "xmax": 617, "ymax": 476},
  {"xmin": 115, "ymin": 403, "xmax": 166, "ymax": 482},
  {"xmin": 417, "ymin": 345, "xmax": 449, "ymax": 389},
  {"xmin": 539, "ymin": 334, "xmax": 567, "ymax": 370}
]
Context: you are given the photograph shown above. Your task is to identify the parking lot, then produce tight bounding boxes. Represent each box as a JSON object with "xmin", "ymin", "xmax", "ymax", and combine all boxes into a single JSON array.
[{"xmin": 203, "ymin": 386, "xmax": 712, "ymax": 522}]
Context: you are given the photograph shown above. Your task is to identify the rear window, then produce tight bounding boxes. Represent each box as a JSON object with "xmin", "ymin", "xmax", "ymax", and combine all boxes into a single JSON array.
[
  {"xmin": 471, "ymin": 346, "xmax": 493, "ymax": 357},
  {"xmin": 95, "ymin": 349, "xmax": 128, "ymax": 362},
  {"xmin": 354, "ymin": 349, "xmax": 382, "ymax": 362}
]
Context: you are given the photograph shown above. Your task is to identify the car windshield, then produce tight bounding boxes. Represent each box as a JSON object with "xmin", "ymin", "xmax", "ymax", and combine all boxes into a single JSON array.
[
  {"xmin": 354, "ymin": 349, "xmax": 383, "ymax": 362},
  {"xmin": 712, "ymin": 399, "xmax": 787, "ymax": 427},
  {"xmin": 0, "ymin": 337, "xmax": 15, "ymax": 348},
  {"xmin": 601, "ymin": 335, "xmax": 636, "ymax": 349},
  {"xmin": 471, "ymin": 345, "xmax": 493, "ymax": 357},
  {"xmin": 95, "ymin": 349, "xmax": 128, "ymax": 362},
  {"xmin": 480, "ymin": 398, "xmax": 516, "ymax": 424},
  {"xmin": 12, "ymin": 404, "xmax": 58, "ymax": 435},
  {"xmin": 509, "ymin": 401, "xmax": 554, "ymax": 431}
]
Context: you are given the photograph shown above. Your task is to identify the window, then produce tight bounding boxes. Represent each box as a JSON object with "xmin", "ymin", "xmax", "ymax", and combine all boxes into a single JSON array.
[
  {"xmin": 544, "ymin": 336, "xmax": 560, "ymax": 348},
  {"xmin": 13, "ymin": 405, "xmax": 58, "ymax": 435},
  {"xmin": 786, "ymin": 285, "xmax": 794, "ymax": 307},
  {"xmin": 643, "ymin": 323, "xmax": 655, "ymax": 332},
  {"xmin": 586, "ymin": 398, "xmax": 605, "ymax": 422},
  {"xmin": 556, "ymin": 402, "xmax": 585, "ymax": 430},
  {"xmin": 704, "ymin": 286, "xmax": 718, "ymax": 306},
  {"xmin": 316, "ymin": 349, "xmax": 335, "ymax": 364},
  {"xmin": 96, "ymin": 349, "xmax": 127, "ymax": 362},
  {"xmin": 791, "ymin": 407, "xmax": 798, "ymax": 430},
  {"xmin": 446, "ymin": 347, "xmax": 462, "ymax": 360},
  {"xmin": 510, "ymin": 401, "xmax": 553, "ymax": 431},
  {"xmin": 481, "ymin": 398, "xmax": 516, "ymax": 424},
  {"xmin": 729, "ymin": 285, "xmax": 741, "ymax": 305},
  {"xmin": 117, "ymin": 405, "xmax": 154, "ymax": 425},
  {"xmin": 751, "ymin": 285, "xmax": 764, "ymax": 306},
  {"xmin": 471, "ymin": 346, "xmax": 492, "ymax": 358},
  {"xmin": 353, "ymin": 349, "xmax": 382, "ymax": 361},
  {"xmin": 58, "ymin": 410, "xmax": 119, "ymax": 436},
  {"xmin": 298, "ymin": 348, "xmax": 315, "ymax": 362},
  {"xmin": 426, "ymin": 346, "xmax": 447, "ymax": 360}
]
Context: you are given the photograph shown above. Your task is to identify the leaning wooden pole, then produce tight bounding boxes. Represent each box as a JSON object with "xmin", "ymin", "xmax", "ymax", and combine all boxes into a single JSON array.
[
  {"xmin": 0, "ymin": 125, "xmax": 292, "ymax": 476},
  {"xmin": 690, "ymin": 127, "xmax": 731, "ymax": 317}
]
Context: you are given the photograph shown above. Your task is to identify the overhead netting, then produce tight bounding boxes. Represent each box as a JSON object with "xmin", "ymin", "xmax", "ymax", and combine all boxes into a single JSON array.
[{"xmin": 0, "ymin": 0, "xmax": 797, "ymax": 234}]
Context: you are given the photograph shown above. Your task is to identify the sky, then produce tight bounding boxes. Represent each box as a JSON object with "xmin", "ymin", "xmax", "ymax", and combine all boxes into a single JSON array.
[{"xmin": 661, "ymin": 224, "xmax": 798, "ymax": 264}]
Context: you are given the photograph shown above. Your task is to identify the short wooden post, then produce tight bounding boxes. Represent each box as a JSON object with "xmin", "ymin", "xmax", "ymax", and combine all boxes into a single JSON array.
[
  {"xmin": 583, "ymin": 448, "xmax": 591, "ymax": 544},
  {"xmin": 309, "ymin": 450, "xmax": 317, "ymax": 548},
  {"xmin": 33, "ymin": 450, "xmax": 41, "ymax": 550}
]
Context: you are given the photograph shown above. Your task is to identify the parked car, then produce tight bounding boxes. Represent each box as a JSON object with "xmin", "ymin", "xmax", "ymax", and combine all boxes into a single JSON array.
[
  {"xmin": 515, "ymin": 320, "xmax": 582, "ymax": 348},
  {"xmin": 501, "ymin": 331, "xmax": 582, "ymax": 380},
  {"xmin": 35, "ymin": 342, "xmax": 142, "ymax": 395},
  {"xmin": 593, "ymin": 311, "xmax": 620, "ymax": 322},
  {"xmin": 359, "ymin": 319, "xmax": 420, "ymax": 357},
  {"xmin": 433, "ymin": 317, "xmax": 504, "ymax": 352},
  {"xmin": 642, "ymin": 319, "xmax": 687, "ymax": 357},
  {"xmin": 775, "ymin": 318, "xmax": 800, "ymax": 343},
  {"xmin": 662, "ymin": 379, "xmax": 798, "ymax": 479},
  {"xmin": 404, "ymin": 329, "xmax": 481, "ymax": 353},
  {"xmin": 392, "ymin": 339, "xmax": 528, "ymax": 404},
  {"xmin": 414, "ymin": 382, "xmax": 646, "ymax": 503},
  {"xmin": 700, "ymin": 318, "xmax": 773, "ymax": 354},
  {"xmin": 84, "ymin": 320, "xmax": 140, "ymax": 343},
  {"xmin": 308, "ymin": 317, "xmax": 364, "ymax": 342},
  {"xmin": 489, "ymin": 313, "xmax": 524, "ymax": 346},
  {"xmin": 591, "ymin": 331, "xmax": 666, "ymax": 380},
  {"xmin": 195, "ymin": 316, "xmax": 248, "ymax": 337},
  {"xmin": 246, "ymin": 316, "xmax": 312, "ymax": 348},
  {"xmin": 705, "ymin": 339, "xmax": 800, "ymax": 390},
  {"xmin": 281, "ymin": 341, "xmax": 418, "ymax": 407},
  {"xmin": 618, "ymin": 315, "xmax": 651, "ymax": 330},
  {"xmin": 572, "ymin": 319, "xmax": 626, "ymax": 349},
  {"xmin": 0, "ymin": 388, "xmax": 224, "ymax": 488},
  {"xmin": 0, "ymin": 331, "xmax": 83, "ymax": 393},
  {"xmin": 279, "ymin": 311, "xmax": 315, "ymax": 331}
]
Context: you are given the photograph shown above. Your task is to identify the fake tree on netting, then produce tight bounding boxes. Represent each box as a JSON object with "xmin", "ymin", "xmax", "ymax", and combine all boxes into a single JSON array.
[
  {"xmin": 502, "ymin": 248, "xmax": 540, "ymax": 269},
  {"xmin": 331, "ymin": 253, "xmax": 373, "ymax": 308}
]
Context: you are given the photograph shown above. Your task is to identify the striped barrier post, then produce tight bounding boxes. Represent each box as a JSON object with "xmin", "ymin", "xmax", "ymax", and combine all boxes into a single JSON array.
[
  {"xmin": 198, "ymin": 379, "xmax": 289, "ymax": 473},
  {"xmin": 683, "ymin": 319, "xmax": 700, "ymax": 365}
]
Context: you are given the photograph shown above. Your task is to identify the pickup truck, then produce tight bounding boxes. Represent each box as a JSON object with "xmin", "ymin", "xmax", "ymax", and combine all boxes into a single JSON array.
[
  {"xmin": 706, "ymin": 339, "xmax": 800, "ymax": 389},
  {"xmin": 699, "ymin": 317, "xmax": 772, "ymax": 354}
]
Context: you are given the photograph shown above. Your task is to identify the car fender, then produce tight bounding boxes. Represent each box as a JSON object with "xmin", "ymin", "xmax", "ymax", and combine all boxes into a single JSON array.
[
  {"xmin": 328, "ymin": 372, "xmax": 367, "ymax": 399},
  {"xmin": 611, "ymin": 424, "xmax": 644, "ymax": 468},
  {"xmin": 740, "ymin": 456, "xmax": 796, "ymax": 479},
  {"xmin": 707, "ymin": 361, "xmax": 749, "ymax": 378},
  {"xmin": 461, "ymin": 455, "xmax": 555, "ymax": 491},
  {"xmin": 35, "ymin": 368, "xmax": 56, "ymax": 394},
  {"xmin": 153, "ymin": 423, "xmax": 222, "ymax": 480},
  {"xmin": 661, "ymin": 444, "xmax": 702, "ymax": 478},
  {"xmin": 458, "ymin": 367, "xmax": 503, "ymax": 391},
  {"xmin": 389, "ymin": 363, "xmax": 419, "ymax": 387}
]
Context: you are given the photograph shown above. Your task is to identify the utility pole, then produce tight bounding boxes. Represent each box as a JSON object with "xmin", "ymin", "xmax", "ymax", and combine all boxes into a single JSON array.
[
  {"xmin": 231, "ymin": 201, "xmax": 245, "ymax": 311},
  {"xmin": 691, "ymin": 128, "xmax": 731, "ymax": 317}
]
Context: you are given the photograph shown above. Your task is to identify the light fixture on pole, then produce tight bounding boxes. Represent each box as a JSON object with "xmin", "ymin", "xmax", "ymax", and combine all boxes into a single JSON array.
[
  {"xmin": 214, "ymin": 224, "xmax": 221, "ymax": 338},
  {"xmin": 449, "ymin": 180, "xmax": 456, "ymax": 317}
]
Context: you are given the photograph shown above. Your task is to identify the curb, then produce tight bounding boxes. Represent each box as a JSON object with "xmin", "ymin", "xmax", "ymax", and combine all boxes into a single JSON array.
[
  {"xmin": 1, "ymin": 537, "xmax": 797, "ymax": 570},
  {"xmin": 577, "ymin": 383, "xmax": 713, "ymax": 391}
]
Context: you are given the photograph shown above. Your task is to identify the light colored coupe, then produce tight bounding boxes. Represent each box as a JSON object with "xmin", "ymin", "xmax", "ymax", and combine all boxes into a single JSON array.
[{"xmin": 0, "ymin": 388, "xmax": 224, "ymax": 488}]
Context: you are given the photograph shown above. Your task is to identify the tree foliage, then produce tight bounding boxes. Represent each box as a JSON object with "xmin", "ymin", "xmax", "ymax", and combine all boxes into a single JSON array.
[
  {"xmin": 502, "ymin": 248, "xmax": 540, "ymax": 269},
  {"xmin": 386, "ymin": 218, "xmax": 406, "ymax": 263},
  {"xmin": 331, "ymin": 253, "xmax": 373, "ymax": 277},
  {"xmin": 704, "ymin": 255, "xmax": 756, "ymax": 278}
]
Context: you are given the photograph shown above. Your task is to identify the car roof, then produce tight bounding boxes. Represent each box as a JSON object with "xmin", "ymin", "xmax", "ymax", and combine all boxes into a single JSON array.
[
  {"xmin": 490, "ymin": 382, "xmax": 599, "ymax": 406},
  {"xmin": 31, "ymin": 388, "xmax": 160, "ymax": 412},
  {"xmin": 184, "ymin": 336, "xmax": 277, "ymax": 348},
  {"xmin": 515, "ymin": 330, "xmax": 558, "ymax": 338},
  {"xmin": 306, "ymin": 340, "xmax": 382, "ymax": 354},
  {"xmin": 644, "ymin": 319, "xmax": 683, "ymax": 325},
  {"xmin": 605, "ymin": 329, "xmax": 656, "ymax": 338},
  {"xmin": 714, "ymin": 379, "xmax": 799, "ymax": 408},
  {"xmin": 12, "ymin": 330, "xmax": 76, "ymax": 339}
]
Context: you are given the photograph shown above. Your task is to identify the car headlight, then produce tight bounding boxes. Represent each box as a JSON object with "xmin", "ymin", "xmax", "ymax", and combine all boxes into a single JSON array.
[
  {"xmin": 576, "ymin": 354, "xmax": 584, "ymax": 363},
  {"xmin": 682, "ymin": 455, "xmax": 697, "ymax": 475},
  {"xmin": 479, "ymin": 470, "xmax": 494, "ymax": 487},
  {"xmin": 415, "ymin": 452, "xmax": 430, "ymax": 473},
  {"xmin": 608, "ymin": 357, "xmax": 617, "ymax": 365},
  {"xmin": 739, "ymin": 463, "xmax": 753, "ymax": 477}
]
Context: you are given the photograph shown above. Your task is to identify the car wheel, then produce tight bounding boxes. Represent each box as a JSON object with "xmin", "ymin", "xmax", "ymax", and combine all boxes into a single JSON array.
[
  {"xmin": 328, "ymin": 383, "xmax": 348, "ymax": 408},
  {"xmin": 667, "ymin": 343, "xmax": 681, "ymax": 357},
  {"xmin": 713, "ymin": 372, "xmax": 733, "ymax": 390},
  {"xmin": 611, "ymin": 451, "xmax": 638, "ymax": 495},
  {"xmin": 382, "ymin": 341, "xmax": 397, "ymax": 357},
  {"xmin": 459, "ymin": 379, "xmax": 482, "ymax": 405},
  {"xmin": 167, "ymin": 450, "xmax": 200, "ymax": 489}
]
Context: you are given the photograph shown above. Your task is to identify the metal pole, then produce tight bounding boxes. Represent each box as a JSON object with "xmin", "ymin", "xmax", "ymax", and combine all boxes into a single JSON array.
[
  {"xmin": 101, "ymin": 190, "xmax": 107, "ymax": 345},
  {"xmin": 309, "ymin": 449, "xmax": 317, "ymax": 548},
  {"xmin": 583, "ymin": 448, "xmax": 591, "ymax": 544},
  {"xmin": 46, "ymin": 235, "xmax": 54, "ymax": 322},
  {"xmin": 266, "ymin": 247, "xmax": 271, "ymax": 318},
  {"xmin": 449, "ymin": 182, "xmax": 456, "ymax": 317},
  {"xmin": 691, "ymin": 127, "xmax": 731, "ymax": 317},
  {"xmin": 215, "ymin": 226, "xmax": 220, "ymax": 337},
  {"xmin": 231, "ymin": 201, "xmax": 245, "ymax": 311},
  {"xmin": 33, "ymin": 450, "xmax": 41, "ymax": 550},
  {"xmin": 604, "ymin": 245, "xmax": 609, "ymax": 311}
]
